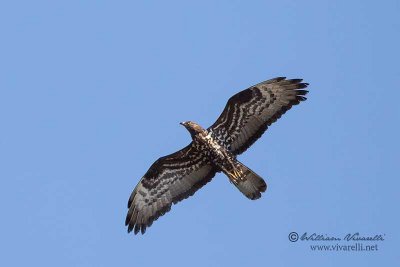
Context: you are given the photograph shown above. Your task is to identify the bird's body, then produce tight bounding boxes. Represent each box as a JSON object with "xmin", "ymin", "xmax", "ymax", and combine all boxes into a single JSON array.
[
  {"xmin": 125, "ymin": 77, "xmax": 309, "ymax": 234},
  {"xmin": 188, "ymin": 122, "xmax": 264, "ymax": 190},
  {"xmin": 193, "ymin": 127, "xmax": 233, "ymax": 172}
]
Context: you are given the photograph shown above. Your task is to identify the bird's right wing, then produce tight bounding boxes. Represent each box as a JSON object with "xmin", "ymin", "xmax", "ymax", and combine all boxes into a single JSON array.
[
  {"xmin": 209, "ymin": 77, "xmax": 308, "ymax": 155},
  {"xmin": 125, "ymin": 143, "xmax": 217, "ymax": 234}
]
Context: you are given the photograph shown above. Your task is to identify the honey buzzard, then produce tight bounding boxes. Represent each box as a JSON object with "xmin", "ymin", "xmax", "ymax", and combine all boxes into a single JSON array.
[{"xmin": 125, "ymin": 77, "xmax": 308, "ymax": 234}]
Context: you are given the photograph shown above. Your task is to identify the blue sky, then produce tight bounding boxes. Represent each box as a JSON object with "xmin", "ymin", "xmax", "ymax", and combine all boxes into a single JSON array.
[{"xmin": 1, "ymin": 0, "xmax": 399, "ymax": 266}]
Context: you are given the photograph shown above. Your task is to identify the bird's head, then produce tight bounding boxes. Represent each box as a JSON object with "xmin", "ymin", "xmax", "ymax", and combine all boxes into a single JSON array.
[{"xmin": 180, "ymin": 121, "xmax": 205, "ymax": 136}]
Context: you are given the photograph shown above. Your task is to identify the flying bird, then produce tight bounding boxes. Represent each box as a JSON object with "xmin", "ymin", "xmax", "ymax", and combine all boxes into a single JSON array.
[{"xmin": 125, "ymin": 77, "xmax": 308, "ymax": 234}]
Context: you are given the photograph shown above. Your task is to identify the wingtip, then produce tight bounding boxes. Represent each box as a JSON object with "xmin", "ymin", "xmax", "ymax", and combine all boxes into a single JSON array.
[
  {"xmin": 296, "ymin": 89, "xmax": 309, "ymax": 95},
  {"xmin": 134, "ymin": 225, "xmax": 140, "ymax": 235},
  {"xmin": 288, "ymin": 78, "xmax": 303, "ymax": 83},
  {"xmin": 125, "ymin": 214, "xmax": 130, "ymax": 226}
]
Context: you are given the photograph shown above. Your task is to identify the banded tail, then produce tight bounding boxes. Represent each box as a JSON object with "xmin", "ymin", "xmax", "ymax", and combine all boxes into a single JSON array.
[{"xmin": 225, "ymin": 161, "xmax": 267, "ymax": 200}]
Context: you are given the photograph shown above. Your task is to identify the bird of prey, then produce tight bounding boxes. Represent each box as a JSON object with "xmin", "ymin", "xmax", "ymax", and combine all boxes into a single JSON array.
[{"xmin": 125, "ymin": 77, "xmax": 308, "ymax": 234}]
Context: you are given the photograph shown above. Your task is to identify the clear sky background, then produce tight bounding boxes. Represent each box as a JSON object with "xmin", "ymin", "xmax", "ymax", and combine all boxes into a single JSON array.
[{"xmin": 1, "ymin": 1, "xmax": 399, "ymax": 266}]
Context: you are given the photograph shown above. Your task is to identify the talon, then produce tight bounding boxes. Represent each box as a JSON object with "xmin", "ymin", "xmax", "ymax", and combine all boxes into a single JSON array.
[
  {"xmin": 235, "ymin": 169, "xmax": 242, "ymax": 179},
  {"xmin": 232, "ymin": 169, "xmax": 242, "ymax": 180}
]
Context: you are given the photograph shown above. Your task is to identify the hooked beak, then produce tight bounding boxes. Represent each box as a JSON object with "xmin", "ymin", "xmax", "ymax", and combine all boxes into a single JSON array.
[{"xmin": 180, "ymin": 121, "xmax": 186, "ymax": 126}]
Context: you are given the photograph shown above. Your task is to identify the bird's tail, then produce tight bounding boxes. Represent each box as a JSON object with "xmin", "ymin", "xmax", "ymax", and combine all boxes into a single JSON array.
[{"xmin": 225, "ymin": 160, "xmax": 267, "ymax": 200}]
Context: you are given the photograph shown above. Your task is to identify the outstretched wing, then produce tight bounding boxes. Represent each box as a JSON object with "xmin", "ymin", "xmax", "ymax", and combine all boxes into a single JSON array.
[
  {"xmin": 125, "ymin": 143, "xmax": 217, "ymax": 234},
  {"xmin": 209, "ymin": 77, "xmax": 308, "ymax": 155}
]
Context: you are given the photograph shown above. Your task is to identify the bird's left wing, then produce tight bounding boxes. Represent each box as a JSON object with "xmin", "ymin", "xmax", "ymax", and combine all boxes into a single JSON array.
[
  {"xmin": 209, "ymin": 77, "xmax": 308, "ymax": 155},
  {"xmin": 125, "ymin": 143, "xmax": 217, "ymax": 234}
]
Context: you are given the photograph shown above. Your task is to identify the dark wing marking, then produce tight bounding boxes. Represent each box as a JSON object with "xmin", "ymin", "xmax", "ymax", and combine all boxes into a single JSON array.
[
  {"xmin": 125, "ymin": 143, "xmax": 217, "ymax": 235},
  {"xmin": 209, "ymin": 77, "xmax": 308, "ymax": 155}
]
